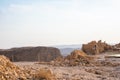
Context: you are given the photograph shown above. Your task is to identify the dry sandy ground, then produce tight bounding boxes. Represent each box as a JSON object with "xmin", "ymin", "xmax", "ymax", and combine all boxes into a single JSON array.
[{"xmin": 14, "ymin": 52, "xmax": 120, "ymax": 80}]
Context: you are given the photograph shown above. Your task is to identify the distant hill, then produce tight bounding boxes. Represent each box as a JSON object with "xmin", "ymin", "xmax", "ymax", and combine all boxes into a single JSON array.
[
  {"xmin": 54, "ymin": 44, "xmax": 82, "ymax": 56},
  {"xmin": 0, "ymin": 46, "xmax": 62, "ymax": 62}
]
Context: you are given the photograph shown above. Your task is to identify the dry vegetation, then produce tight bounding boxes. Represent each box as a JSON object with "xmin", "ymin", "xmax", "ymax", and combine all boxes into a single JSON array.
[{"xmin": 32, "ymin": 68, "xmax": 56, "ymax": 80}]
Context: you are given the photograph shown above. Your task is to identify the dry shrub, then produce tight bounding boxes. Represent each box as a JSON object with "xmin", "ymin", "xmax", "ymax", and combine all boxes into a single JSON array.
[{"xmin": 33, "ymin": 68, "xmax": 56, "ymax": 80}]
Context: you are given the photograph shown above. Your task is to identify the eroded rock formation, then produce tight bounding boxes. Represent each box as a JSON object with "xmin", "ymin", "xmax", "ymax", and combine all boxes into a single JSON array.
[{"xmin": 82, "ymin": 40, "xmax": 112, "ymax": 55}]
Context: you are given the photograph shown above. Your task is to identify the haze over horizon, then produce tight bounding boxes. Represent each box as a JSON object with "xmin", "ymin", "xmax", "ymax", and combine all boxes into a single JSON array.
[{"xmin": 0, "ymin": 0, "xmax": 120, "ymax": 49}]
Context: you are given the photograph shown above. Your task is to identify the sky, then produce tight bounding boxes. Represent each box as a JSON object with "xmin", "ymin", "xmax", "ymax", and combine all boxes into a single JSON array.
[{"xmin": 0, "ymin": 0, "xmax": 120, "ymax": 49}]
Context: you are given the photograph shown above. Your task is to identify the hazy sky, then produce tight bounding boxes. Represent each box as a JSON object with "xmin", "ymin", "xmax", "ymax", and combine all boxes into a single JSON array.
[{"xmin": 0, "ymin": 0, "xmax": 120, "ymax": 49}]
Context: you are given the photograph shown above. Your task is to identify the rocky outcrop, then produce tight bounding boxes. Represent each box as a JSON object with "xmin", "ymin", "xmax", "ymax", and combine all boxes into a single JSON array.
[
  {"xmin": 82, "ymin": 40, "xmax": 112, "ymax": 55},
  {"xmin": 51, "ymin": 50, "xmax": 93, "ymax": 66},
  {"xmin": 0, "ymin": 47, "xmax": 62, "ymax": 62},
  {"xmin": 66, "ymin": 50, "xmax": 87, "ymax": 59}
]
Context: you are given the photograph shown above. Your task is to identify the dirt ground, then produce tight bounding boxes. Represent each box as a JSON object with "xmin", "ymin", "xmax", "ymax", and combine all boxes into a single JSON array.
[{"xmin": 14, "ymin": 52, "xmax": 120, "ymax": 80}]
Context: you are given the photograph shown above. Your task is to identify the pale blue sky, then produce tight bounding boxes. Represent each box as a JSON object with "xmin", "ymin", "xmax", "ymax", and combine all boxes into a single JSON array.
[{"xmin": 0, "ymin": 0, "xmax": 120, "ymax": 49}]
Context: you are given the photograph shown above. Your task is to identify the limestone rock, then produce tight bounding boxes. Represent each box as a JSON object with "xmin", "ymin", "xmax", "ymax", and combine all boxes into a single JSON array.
[
  {"xmin": 0, "ymin": 55, "xmax": 28, "ymax": 80},
  {"xmin": 82, "ymin": 40, "xmax": 112, "ymax": 55}
]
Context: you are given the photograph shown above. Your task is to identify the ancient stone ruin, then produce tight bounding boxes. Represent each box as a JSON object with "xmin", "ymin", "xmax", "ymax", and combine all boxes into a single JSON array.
[
  {"xmin": 82, "ymin": 40, "xmax": 112, "ymax": 55},
  {"xmin": 0, "ymin": 47, "xmax": 62, "ymax": 62}
]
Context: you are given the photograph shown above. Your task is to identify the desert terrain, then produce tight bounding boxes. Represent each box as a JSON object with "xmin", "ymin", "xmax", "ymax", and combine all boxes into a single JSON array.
[
  {"xmin": 0, "ymin": 41, "xmax": 120, "ymax": 80},
  {"xmin": 14, "ymin": 51, "xmax": 120, "ymax": 80}
]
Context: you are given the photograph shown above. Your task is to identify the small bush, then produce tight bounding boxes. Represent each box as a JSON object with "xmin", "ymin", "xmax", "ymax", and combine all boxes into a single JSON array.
[{"xmin": 33, "ymin": 68, "xmax": 56, "ymax": 80}]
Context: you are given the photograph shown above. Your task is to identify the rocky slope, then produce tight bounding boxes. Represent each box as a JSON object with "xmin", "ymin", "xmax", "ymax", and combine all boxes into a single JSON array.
[
  {"xmin": 0, "ymin": 55, "xmax": 28, "ymax": 79},
  {"xmin": 0, "ymin": 55, "xmax": 56, "ymax": 80},
  {"xmin": 49, "ymin": 50, "xmax": 94, "ymax": 66}
]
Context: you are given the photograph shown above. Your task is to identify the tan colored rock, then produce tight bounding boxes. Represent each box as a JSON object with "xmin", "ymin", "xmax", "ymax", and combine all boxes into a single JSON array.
[
  {"xmin": 70, "ymin": 50, "xmax": 87, "ymax": 58},
  {"xmin": 82, "ymin": 40, "xmax": 112, "ymax": 55},
  {"xmin": 0, "ymin": 55, "xmax": 58, "ymax": 80},
  {"xmin": 52, "ymin": 50, "xmax": 92, "ymax": 66},
  {"xmin": 0, "ymin": 55, "xmax": 28, "ymax": 80},
  {"xmin": 82, "ymin": 41, "xmax": 99, "ymax": 55}
]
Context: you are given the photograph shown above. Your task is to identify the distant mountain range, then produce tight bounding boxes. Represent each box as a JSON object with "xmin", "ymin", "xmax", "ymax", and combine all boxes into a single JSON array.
[
  {"xmin": 0, "ymin": 44, "xmax": 82, "ymax": 57},
  {"xmin": 54, "ymin": 44, "xmax": 82, "ymax": 56}
]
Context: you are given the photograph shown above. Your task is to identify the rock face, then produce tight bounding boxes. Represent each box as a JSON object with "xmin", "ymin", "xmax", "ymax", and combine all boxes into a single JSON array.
[
  {"xmin": 82, "ymin": 40, "xmax": 112, "ymax": 55},
  {"xmin": 0, "ymin": 47, "xmax": 62, "ymax": 62}
]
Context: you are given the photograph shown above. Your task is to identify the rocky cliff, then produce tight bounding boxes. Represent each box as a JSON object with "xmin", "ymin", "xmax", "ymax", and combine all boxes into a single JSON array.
[{"xmin": 0, "ymin": 47, "xmax": 62, "ymax": 62}]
